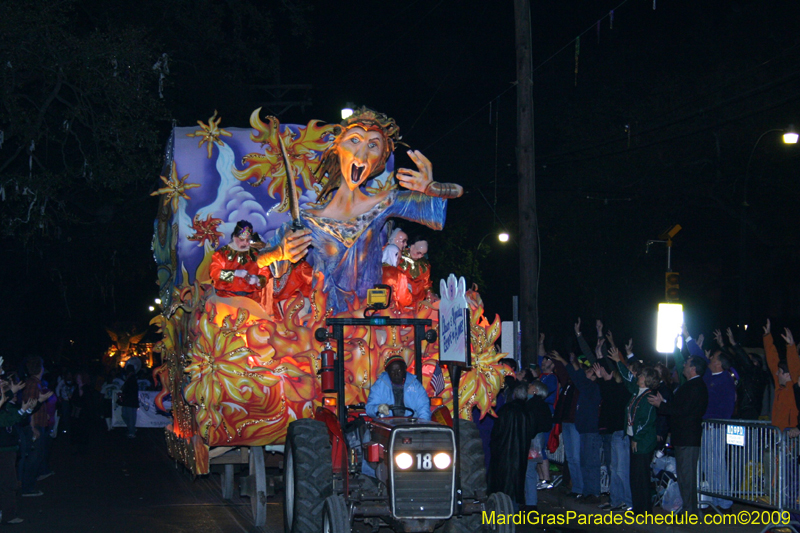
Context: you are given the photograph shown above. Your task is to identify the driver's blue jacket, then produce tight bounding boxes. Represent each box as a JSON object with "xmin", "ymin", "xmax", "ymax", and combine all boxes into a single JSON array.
[{"xmin": 366, "ymin": 371, "xmax": 431, "ymax": 420}]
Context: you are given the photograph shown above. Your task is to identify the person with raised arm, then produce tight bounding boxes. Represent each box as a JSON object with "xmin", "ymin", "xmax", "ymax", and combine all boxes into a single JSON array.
[
  {"xmin": 608, "ymin": 346, "xmax": 658, "ymax": 515},
  {"xmin": 763, "ymin": 319, "xmax": 800, "ymax": 431},
  {"xmin": 716, "ymin": 327, "xmax": 769, "ymax": 420},
  {"xmin": 551, "ymin": 346, "xmax": 602, "ymax": 504},
  {"xmin": 648, "ymin": 355, "xmax": 708, "ymax": 516}
]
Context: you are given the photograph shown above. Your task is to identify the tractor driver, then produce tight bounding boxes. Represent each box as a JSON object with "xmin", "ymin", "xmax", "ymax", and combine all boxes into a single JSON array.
[{"xmin": 366, "ymin": 355, "xmax": 431, "ymax": 420}]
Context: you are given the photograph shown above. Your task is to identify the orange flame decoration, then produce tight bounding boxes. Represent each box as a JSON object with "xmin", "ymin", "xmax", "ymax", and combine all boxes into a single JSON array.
[
  {"xmin": 232, "ymin": 110, "xmax": 336, "ymax": 208},
  {"xmin": 153, "ymin": 275, "xmax": 509, "ymax": 447}
]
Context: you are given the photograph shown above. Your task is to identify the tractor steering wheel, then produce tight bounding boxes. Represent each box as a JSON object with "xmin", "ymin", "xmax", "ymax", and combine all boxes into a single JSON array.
[{"xmin": 382, "ymin": 405, "xmax": 415, "ymax": 417}]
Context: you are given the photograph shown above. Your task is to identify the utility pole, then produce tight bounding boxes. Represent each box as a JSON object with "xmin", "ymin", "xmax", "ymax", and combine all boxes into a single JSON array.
[{"xmin": 514, "ymin": 0, "xmax": 538, "ymax": 367}]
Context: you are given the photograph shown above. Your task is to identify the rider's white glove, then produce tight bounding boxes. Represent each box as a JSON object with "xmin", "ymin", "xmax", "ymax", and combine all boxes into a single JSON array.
[{"xmin": 378, "ymin": 404, "xmax": 390, "ymax": 416}]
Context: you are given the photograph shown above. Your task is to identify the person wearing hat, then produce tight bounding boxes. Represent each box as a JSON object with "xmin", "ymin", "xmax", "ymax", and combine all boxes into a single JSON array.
[
  {"xmin": 210, "ymin": 219, "xmax": 311, "ymax": 304},
  {"xmin": 366, "ymin": 355, "xmax": 431, "ymax": 420}
]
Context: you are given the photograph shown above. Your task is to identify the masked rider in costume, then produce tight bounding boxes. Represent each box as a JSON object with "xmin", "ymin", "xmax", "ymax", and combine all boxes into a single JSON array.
[{"xmin": 211, "ymin": 220, "xmax": 310, "ymax": 306}]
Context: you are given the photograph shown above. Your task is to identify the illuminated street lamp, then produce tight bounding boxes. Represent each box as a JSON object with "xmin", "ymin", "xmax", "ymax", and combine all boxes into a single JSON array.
[
  {"xmin": 656, "ymin": 303, "xmax": 684, "ymax": 354},
  {"xmin": 341, "ymin": 102, "xmax": 355, "ymax": 120},
  {"xmin": 148, "ymin": 305, "xmax": 155, "ymax": 312},
  {"xmin": 783, "ymin": 125, "xmax": 798, "ymax": 145},
  {"xmin": 742, "ymin": 126, "xmax": 798, "ymax": 207},
  {"xmin": 477, "ymin": 231, "xmax": 510, "ymax": 251},
  {"xmin": 739, "ymin": 126, "xmax": 798, "ymax": 323}
]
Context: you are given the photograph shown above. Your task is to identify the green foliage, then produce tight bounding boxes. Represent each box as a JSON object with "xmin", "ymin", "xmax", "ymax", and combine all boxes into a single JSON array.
[{"xmin": 0, "ymin": 0, "xmax": 167, "ymax": 241}]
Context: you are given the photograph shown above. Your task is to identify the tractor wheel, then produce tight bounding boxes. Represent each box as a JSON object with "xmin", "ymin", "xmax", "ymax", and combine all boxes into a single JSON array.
[
  {"xmin": 443, "ymin": 419, "xmax": 486, "ymax": 533},
  {"xmin": 284, "ymin": 419, "xmax": 333, "ymax": 533},
  {"xmin": 484, "ymin": 492, "xmax": 514, "ymax": 533},
  {"xmin": 454, "ymin": 418, "xmax": 487, "ymax": 499},
  {"xmin": 322, "ymin": 494, "xmax": 350, "ymax": 533}
]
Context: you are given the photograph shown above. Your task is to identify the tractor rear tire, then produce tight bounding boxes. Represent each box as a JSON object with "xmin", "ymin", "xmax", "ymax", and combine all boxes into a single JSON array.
[
  {"xmin": 284, "ymin": 419, "xmax": 333, "ymax": 533},
  {"xmin": 443, "ymin": 419, "xmax": 487, "ymax": 533},
  {"xmin": 455, "ymin": 418, "xmax": 487, "ymax": 499}
]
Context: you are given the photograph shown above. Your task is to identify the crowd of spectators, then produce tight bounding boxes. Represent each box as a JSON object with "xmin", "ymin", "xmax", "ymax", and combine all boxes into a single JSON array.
[
  {"xmin": 0, "ymin": 354, "xmax": 156, "ymax": 525},
  {"xmin": 481, "ymin": 317, "xmax": 800, "ymax": 516}
]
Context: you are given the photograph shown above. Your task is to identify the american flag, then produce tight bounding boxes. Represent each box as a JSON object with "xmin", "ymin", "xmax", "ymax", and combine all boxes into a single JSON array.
[{"xmin": 430, "ymin": 364, "xmax": 445, "ymax": 396}]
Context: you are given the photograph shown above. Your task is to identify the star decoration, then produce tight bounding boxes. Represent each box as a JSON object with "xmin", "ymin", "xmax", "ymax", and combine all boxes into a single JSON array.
[
  {"xmin": 187, "ymin": 110, "xmax": 233, "ymax": 158},
  {"xmin": 187, "ymin": 213, "xmax": 224, "ymax": 248},
  {"xmin": 151, "ymin": 161, "xmax": 200, "ymax": 212}
]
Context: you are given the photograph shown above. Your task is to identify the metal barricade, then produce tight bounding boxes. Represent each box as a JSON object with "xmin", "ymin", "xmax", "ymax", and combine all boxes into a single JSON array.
[
  {"xmin": 548, "ymin": 433, "xmax": 565, "ymax": 464},
  {"xmin": 698, "ymin": 420, "xmax": 796, "ymax": 512},
  {"xmin": 784, "ymin": 430, "xmax": 800, "ymax": 514}
]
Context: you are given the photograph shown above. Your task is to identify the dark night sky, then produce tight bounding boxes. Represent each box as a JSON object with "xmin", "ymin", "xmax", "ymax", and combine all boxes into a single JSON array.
[
  {"xmin": 258, "ymin": 0, "xmax": 800, "ymax": 354},
  {"xmin": 3, "ymin": 0, "xmax": 800, "ymax": 363}
]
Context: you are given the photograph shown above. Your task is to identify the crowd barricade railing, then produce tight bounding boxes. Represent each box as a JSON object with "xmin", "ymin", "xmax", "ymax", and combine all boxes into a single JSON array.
[
  {"xmin": 784, "ymin": 429, "xmax": 800, "ymax": 515},
  {"xmin": 548, "ymin": 432, "xmax": 565, "ymax": 464},
  {"xmin": 698, "ymin": 419, "xmax": 797, "ymax": 512}
]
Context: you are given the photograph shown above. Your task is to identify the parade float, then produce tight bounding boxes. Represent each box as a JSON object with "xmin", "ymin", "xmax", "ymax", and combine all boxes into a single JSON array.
[
  {"xmin": 150, "ymin": 108, "xmax": 511, "ymax": 527},
  {"xmin": 104, "ymin": 324, "xmax": 154, "ymax": 370}
]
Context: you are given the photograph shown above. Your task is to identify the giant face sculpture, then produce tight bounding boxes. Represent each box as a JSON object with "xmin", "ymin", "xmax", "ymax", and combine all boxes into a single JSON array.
[{"xmin": 337, "ymin": 126, "xmax": 387, "ymax": 191}]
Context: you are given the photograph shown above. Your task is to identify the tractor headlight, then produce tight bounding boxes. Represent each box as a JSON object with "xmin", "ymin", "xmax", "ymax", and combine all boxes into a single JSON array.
[
  {"xmin": 433, "ymin": 452, "xmax": 451, "ymax": 469},
  {"xmin": 395, "ymin": 452, "xmax": 413, "ymax": 470}
]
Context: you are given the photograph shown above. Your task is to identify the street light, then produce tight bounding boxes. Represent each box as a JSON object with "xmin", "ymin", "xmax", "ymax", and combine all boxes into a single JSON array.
[
  {"xmin": 742, "ymin": 126, "xmax": 797, "ymax": 207},
  {"xmin": 738, "ymin": 126, "xmax": 798, "ymax": 324},
  {"xmin": 783, "ymin": 125, "xmax": 798, "ymax": 145},
  {"xmin": 341, "ymin": 102, "xmax": 355, "ymax": 120},
  {"xmin": 477, "ymin": 231, "xmax": 510, "ymax": 251},
  {"xmin": 656, "ymin": 303, "xmax": 684, "ymax": 354}
]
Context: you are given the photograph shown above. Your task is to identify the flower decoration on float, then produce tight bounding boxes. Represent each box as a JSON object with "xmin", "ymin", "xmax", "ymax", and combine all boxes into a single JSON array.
[
  {"xmin": 186, "ymin": 110, "xmax": 232, "ymax": 159},
  {"xmin": 151, "ymin": 161, "xmax": 200, "ymax": 213},
  {"xmin": 184, "ymin": 307, "xmax": 276, "ymax": 441}
]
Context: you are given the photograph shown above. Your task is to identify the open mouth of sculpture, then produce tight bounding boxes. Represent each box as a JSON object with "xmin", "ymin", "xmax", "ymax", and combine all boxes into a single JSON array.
[{"xmin": 350, "ymin": 163, "xmax": 365, "ymax": 184}]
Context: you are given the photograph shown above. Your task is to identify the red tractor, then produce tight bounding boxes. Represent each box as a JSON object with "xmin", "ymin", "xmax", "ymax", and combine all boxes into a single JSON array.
[{"xmin": 283, "ymin": 317, "xmax": 514, "ymax": 533}]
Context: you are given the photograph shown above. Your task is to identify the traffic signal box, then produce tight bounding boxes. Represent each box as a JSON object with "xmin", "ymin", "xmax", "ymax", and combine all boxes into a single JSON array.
[{"xmin": 665, "ymin": 272, "xmax": 680, "ymax": 302}]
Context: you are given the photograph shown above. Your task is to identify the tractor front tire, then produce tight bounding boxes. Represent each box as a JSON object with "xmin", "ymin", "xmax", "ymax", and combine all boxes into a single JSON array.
[{"xmin": 444, "ymin": 419, "xmax": 487, "ymax": 533}]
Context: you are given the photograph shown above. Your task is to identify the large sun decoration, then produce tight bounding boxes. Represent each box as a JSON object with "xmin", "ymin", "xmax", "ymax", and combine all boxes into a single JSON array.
[
  {"xmin": 186, "ymin": 110, "xmax": 233, "ymax": 159},
  {"xmin": 232, "ymin": 110, "xmax": 335, "ymax": 204},
  {"xmin": 151, "ymin": 161, "xmax": 200, "ymax": 213},
  {"xmin": 187, "ymin": 213, "xmax": 224, "ymax": 248}
]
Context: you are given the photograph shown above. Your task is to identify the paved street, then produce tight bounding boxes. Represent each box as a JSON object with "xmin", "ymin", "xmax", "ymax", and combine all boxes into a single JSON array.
[
  {"xmin": 14, "ymin": 426, "xmax": 273, "ymax": 533},
  {"xmin": 13, "ymin": 422, "xmax": 792, "ymax": 533}
]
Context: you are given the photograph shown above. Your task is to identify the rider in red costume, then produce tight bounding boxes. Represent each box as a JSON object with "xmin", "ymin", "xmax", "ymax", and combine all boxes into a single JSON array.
[
  {"xmin": 210, "ymin": 220, "xmax": 311, "ymax": 305},
  {"xmin": 210, "ymin": 221, "xmax": 267, "ymax": 301},
  {"xmin": 399, "ymin": 237, "xmax": 432, "ymax": 306}
]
